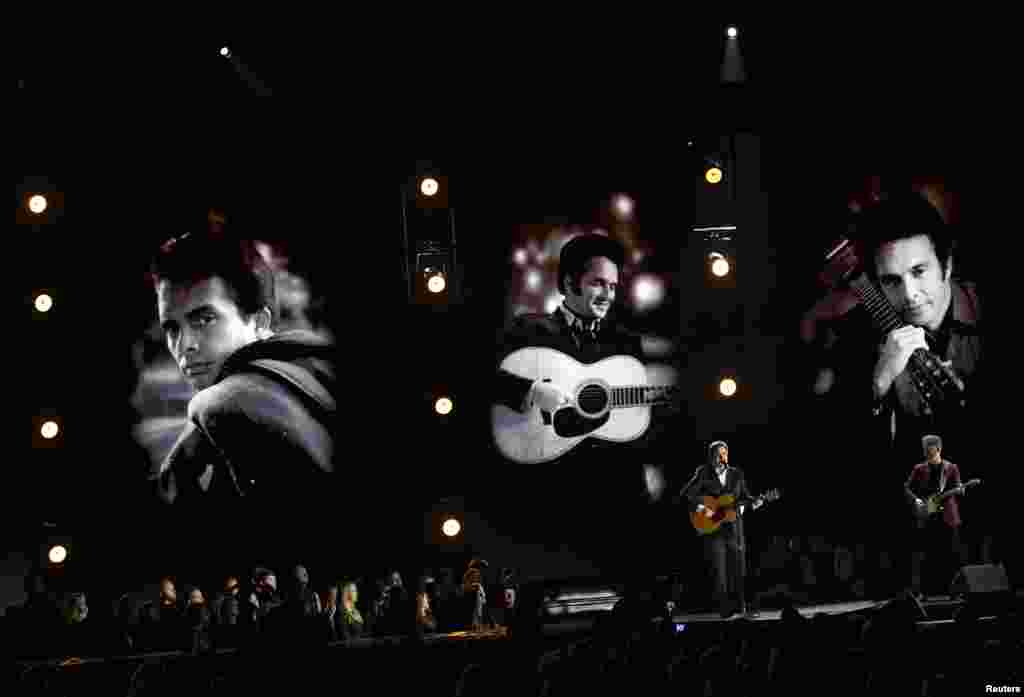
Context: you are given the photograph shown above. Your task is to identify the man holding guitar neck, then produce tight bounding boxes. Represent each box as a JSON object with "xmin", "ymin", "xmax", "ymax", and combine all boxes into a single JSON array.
[
  {"xmin": 681, "ymin": 441, "xmax": 763, "ymax": 618},
  {"xmin": 904, "ymin": 434, "xmax": 970, "ymax": 600}
]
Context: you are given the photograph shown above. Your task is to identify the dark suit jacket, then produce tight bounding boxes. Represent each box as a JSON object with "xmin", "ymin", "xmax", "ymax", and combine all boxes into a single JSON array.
[
  {"xmin": 681, "ymin": 464, "xmax": 754, "ymax": 543},
  {"xmin": 494, "ymin": 309, "xmax": 645, "ymax": 412},
  {"xmin": 904, "ymin": 459, "xmax": 963, "ymax": 528}
]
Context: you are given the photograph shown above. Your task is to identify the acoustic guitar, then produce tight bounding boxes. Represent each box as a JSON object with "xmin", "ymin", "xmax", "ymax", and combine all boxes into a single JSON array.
[
  {"xmin": 818, "ymin": 237, "xmax": 966, "ymax": 418},
  {"xmin": 690, "ymin": 489, "xmax": 781, "ymax": 535},
  {"xmin": 492, "ymin": 347, "xmax": 678, "ymax": 464},
  {"xmin": 912, "ymin": 478, "xmax": 981, "ymax": 521}
]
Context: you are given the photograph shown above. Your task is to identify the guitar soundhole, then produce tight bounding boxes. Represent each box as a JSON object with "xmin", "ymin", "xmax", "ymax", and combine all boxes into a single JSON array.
[{"xmin": 576, "ymin": 384, "xmax": 609, "ymax": 416}]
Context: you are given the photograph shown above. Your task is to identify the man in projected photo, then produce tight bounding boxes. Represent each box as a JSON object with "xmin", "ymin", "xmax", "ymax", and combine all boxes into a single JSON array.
[
  {"xmin": 495, "ymin": 233, "xmax": 644, "ymax": 416},
  {"xmin": 805, "ymin": 191, "xmax": 983, "ymax": 465},
  {"xmin": 146, "ymin": 230, "xmax": 337, "ymax": 508},
  {"xmin": 493, "ymin": 233, "xmax": 675, "ymax": 580}
]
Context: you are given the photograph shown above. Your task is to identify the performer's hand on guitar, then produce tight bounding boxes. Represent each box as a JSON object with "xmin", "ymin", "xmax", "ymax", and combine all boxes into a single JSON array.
[
  {"xmin": 530, "ymin": 381, "xmax": 573, "ymax": 412},
  {"xmin": 874, "ymin": 326, "xmax": 929, "ymax": 398},
  {"xmin": 698, "ymin": 505, "xmax": 715, "ymax": 518}
]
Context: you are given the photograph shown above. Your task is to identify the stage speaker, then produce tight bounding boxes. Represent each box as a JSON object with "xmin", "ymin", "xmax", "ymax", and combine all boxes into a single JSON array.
[{"xmin": 950, "ymin": 563, "xmax": 1011, "ymax": 597}]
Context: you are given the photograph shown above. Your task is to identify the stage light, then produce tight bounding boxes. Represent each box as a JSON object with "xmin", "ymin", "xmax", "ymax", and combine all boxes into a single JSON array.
[
  {"xmin": 544, "ymin": 292, "xmax": 562, "ymax": 314},
  {"xmin": 513, "ymin": 248, "xmax": 528, "ymax": 266},
  {"xmin": 727, "ymin": 26, "xmax": 738, "ymax": 38},
  {"xmin": 613, "ymin": 194, "xmax": 634, "ymax": 219},
  {"xmin": 705, "ymin": 167, "xmax": 723, "ymax": 184},
  {"xmin": 35, "ymin": 293, "xmax": 53, "ymax": 312},
  {"xmin": 41, "ymin": 421, "xmax": 60, "ymax": 439},
  {"xmin": 49, "ymin": 545, "xmax": 67, "ymax": 564},
  {"xmin": 28, "ymin": 194, "xmax": 48, "ymax": 214},
  {"xmin": 219, "ymin": 46, "xmax": 231, "ymax": 58},
  {"xmin": 525, "ymin": 269, "xmax": 542, "ymax": 291},
  {"xmin": 420, "ymin": 177, "xmax": 440, "ymax": 197},
  {"xmin": 426, "ymin": 270, "xmax": 447, "ymax": 293},
  {"xmin": 719, "ymin": 378, "xmax": 737, "ymax": 397},
  {"xmin": 435, "ymin": 396, "xmax": 453, "ymax": 415},
  {"xmin": 709, "ymin": 252, "xmax": 731, "ymax": 277},
  {"xmin": 632, "ymin": 274, "xmax": 665, "ymax": 312},
  {"xmin": 442, "ymin": 518, "xmax": 461, "ymax": 537}
]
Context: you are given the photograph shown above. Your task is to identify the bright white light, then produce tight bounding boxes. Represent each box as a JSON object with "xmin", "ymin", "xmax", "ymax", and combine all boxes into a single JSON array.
[
  {"xmin": 632, "ymin": 274, "xmax": 665, "ymax": 311},
  {"xmin": 49, "ymin": 545, "xmax": 67, "ymax": 564},
  {"xmin": 613, "ymin": 194, "xmax": 634, "ymax": 218},
  {"xmin": 28, "ymin": 194, "xmax": 48, "ymax": 214},
  {"xmin": 544, "ymin": 292, "xmax": 562, "ymax": 314},
  {"xmin": 420, "ymin": 177, "xmax": 440, "ymax": 197},
  {"xmin": 727, "ymin": 26, "xmax": 738, "ymax": 38},
  {"xmin": 35, "ymin": 294, "xmax": 53, "ymax": 312},
  {"xmin": 442, "ymin": 518, "xmax": 461, "ymax": 537},
  {"xmin": 513, "ymin": 248, "xmax": 528, "ymax": 266},
  {"xmin": 427, "ymin": 272, "xmax": 446, "ymax": 293},
  {"xmin": 435, "ymin": 397, "xmax": 453, "ymax": 415},
  {"xmin": 719, "ymin": 378, "xmax": 738, "ymax": 397},
  {"xmin": 710, "ymin": 253, "xmax": 731, "ymax": 277},
  {"xmin": 525, "ymin": 269, "xmax": 542, "ymax": 291},
  {"xmin": 41, "ymin": 421, "xmax": 59, "ymax": 439},
  {"xmin": 219, "ymin": 46, "xmax": 231, "ymax": 57},
  {"xmin": 644, "ymin": 465, "xmax": 666, "ymax": 500},
  {"xmin": 706, "ymin": 167, "xmax": 723, "ymax": 184}
]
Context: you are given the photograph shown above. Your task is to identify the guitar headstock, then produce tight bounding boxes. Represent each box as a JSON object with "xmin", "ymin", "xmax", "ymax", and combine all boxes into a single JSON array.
[
  {"xmin": 818, "ymin": 237, "xmax": 866, "ymax": 291},
  {"xmin": 965, "ymin": 478, "xmax": 981, "ymax": 488},
  {"xmin": 759, "ymin": 488, "xmax": 781, "ymax": 503}
]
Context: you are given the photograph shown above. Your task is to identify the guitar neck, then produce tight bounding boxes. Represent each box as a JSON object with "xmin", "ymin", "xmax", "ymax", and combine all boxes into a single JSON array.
[
  {"xmin": 610, "ymin": 385, "xmax": 675, "ymax": 408},
  {"xmin": 937, "ymin": 481, "xmax": 975, "ymax": 502},
  {"xmin": 849, "ymin": 274, "xmax": 906, "ymax": 335}
]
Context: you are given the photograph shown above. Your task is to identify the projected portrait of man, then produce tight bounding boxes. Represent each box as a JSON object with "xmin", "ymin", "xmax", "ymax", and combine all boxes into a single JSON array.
[{"xmin": 142, "ymin": 229, "xmax": 338, "ymax": 509}]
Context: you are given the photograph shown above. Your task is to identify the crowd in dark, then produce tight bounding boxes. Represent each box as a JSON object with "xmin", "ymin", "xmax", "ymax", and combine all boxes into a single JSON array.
[{"xmin": 2, "ymin": 558, "xmax": 517, "ymax": 662}]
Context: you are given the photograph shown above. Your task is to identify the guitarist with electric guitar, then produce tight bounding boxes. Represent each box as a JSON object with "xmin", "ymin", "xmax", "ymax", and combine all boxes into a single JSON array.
[
  {"xmin": 679, "ymin": 441, "xmax": 781, "ymax": 619},
  {"xmin": 904, "ymin": 434, "xmax": 977, "ymax": 599}
]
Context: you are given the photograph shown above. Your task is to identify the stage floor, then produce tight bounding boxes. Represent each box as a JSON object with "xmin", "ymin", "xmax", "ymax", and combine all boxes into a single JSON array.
[{"xmin": 672, "ymin": 599, "xmax": 883, "ymax": 623}]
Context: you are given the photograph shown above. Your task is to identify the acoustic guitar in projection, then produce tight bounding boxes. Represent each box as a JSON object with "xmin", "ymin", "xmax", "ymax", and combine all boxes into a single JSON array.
[
  {"xmin": 819, "ymin": 237, "xmax": 966, "ymax": 418},
  {"xmin": 492, "ymin": 347, "xmax": 679, "ymax": 465}
]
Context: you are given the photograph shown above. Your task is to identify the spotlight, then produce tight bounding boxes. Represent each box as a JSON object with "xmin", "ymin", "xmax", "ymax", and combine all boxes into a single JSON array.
[
  {"xmin": 705, "ymin": 167, "xmax": 723, "ymax": 184},
  {"xmin": 420, "ymin": 177, "xmax": 440, "ymax": 197},
  {"xmin": 525, "ymin": 269, "xmax": 542, "ymax": 291},
  {"xmin": 719, "ymin": 378, "xmax": 738, "ymax": 397},
  {"xmin": 219, "ymin": 46, "xmax": 232, "ymax": 58},
  {"xmin": 41, "ymin": 421, "xmax": 60, "ymax": 439},
  {"xmin": 425, "ymin": 269, "xmax": 447, "ymax": 293},
  {"xmin": 435, "ymin": 396, "xmax": 453, "ymax": 415},
  {"xmin": 49, "ymin": 545, "xmax": 67, "ymax": 564},
  {"xmin": 613, "ymin": 194, "xmax": 634, "ymax": 218},
  {"xmin": 727, "ymin": 26, "xmax": 738, "ymax": 38},
  {"xmin": 709, "ymin": 253, "xmax": 731, "ymax": 277},
  {"xmin": 513, "ymin": 248, "xmax": 528, "ymax": 266},
  {"xmin": 35, "ymin": 293, "xmax": 54, "ymax": 312},
  {"xmin": 28, "ymin": 194, "xmax": 48, "ymax": 214},
  {"xmin": 442, "ymin": 518, "xmax": 461, "ymax": 537},
  {"xmin": 632, "ymin": 274, "xmax": 666, "ymax": 312}
]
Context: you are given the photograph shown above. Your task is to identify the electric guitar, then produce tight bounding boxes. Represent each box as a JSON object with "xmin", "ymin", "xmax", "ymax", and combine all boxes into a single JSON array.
[
  {"xmin": 690, "ymin": 489, "xmax": 781, "ymax": 535},
  {"xmin": 912, "ymin": 478, "xmax": 981, "ymax": 521},
  {"xmin": 492, "ymin": 347, "xmax": 679, "ymax": 465},
  {"xmin": 819, "ymin": 237, "xmax": 966, "ymax": 418}
]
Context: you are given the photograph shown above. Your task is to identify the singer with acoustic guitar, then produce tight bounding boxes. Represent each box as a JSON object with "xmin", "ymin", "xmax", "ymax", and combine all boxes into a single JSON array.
[
  {"xmin": 680, "ymin": 441, "xmax": 773, "ymax": 619},
  {"xmin": 904, "ymin": 434, "xmax": 974, "ymax": 600}
]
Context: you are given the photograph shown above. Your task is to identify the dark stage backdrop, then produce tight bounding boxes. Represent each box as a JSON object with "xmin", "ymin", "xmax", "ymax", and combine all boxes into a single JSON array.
[{"xmin": 10, "ymin": 154, "xmax": 1016, "ymax": 617}]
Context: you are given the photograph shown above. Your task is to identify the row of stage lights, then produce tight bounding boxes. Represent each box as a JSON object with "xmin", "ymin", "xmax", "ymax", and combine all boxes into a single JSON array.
[{"xmin": 23, "ymin": 192, "xmax": 63, "ymax": 441}]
